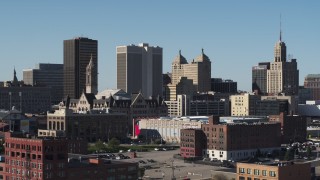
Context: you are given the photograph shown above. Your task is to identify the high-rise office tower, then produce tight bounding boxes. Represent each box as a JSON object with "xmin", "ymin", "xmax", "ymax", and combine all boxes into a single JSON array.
[
  {"xmin": 304, "ymin": 74, "xmax": 320, "ymax": 100},
  {"xmin": 267, "ymin": 31, "xmax": 299, "ymax": 95},
  {"xmin": 211, "ymin": 78, "xmax": 238, "ymax": 93},
  {"xmin": 171, "ymin": 49, "xmax": 211, "ymax": 93},
  {"xmin": 63, "ymin": 37, "xmax": 98, "ymax": 99},
  {"xmin": 171, "ymin": 50, "xmax": 188, "ymax": 85},
  {"xmin": 252, "ymin": 62, "xmax": 270, "ymax": 95},
  {"xmin": 183, "ymin": 49, "xmax": 211, "ymax": 92},
  {"xmin": 23, "ymin": 63, "xmax": 63, "ymax": 104},
  {"xmin": 116, "ymin": 43, "xmax": 163, "ymax": 97}
]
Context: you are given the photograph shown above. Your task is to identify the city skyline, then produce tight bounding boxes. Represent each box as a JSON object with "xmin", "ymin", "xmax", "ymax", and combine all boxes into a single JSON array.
[{"xmin": 0, "ymin": 1, "xmax": 319, "ymax": 92}]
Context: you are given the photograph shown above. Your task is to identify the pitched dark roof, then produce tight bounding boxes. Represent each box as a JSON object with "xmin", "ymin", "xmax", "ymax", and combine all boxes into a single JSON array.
[{"xmin": 84, "ymin": 93, "xmax": 96, "ymax": 105}]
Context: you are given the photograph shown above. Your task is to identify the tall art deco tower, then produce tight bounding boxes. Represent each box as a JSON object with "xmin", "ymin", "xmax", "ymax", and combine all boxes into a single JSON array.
[{"xmin": 267, "ymin": 25, "xmax": 299, "ymax": 95}]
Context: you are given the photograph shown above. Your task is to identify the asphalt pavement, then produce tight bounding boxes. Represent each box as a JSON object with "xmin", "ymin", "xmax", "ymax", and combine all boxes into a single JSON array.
[{"xmin": 119, "ymin": 149, "xmax": 236, "ymax": 180}]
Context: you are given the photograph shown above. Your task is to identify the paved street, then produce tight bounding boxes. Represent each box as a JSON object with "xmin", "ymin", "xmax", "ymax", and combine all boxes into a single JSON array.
[{"xmin": 120, "ymin": 149, "xmax": 236, "ymax": 180}]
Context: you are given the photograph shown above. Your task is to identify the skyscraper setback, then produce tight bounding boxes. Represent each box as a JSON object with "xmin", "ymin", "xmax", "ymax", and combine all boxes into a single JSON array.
[
  {"xmin": 116, "ymin": 43, "xmax": 163, "ymax": 98},
  {"xmin": 252, "ymin": 31, "xmax": 299, "ymax": 95},
  {"xmin": 267, "ymin": 35, "xmax": 299, "ymax": 95},
  {"xmin": 63, "ymin": 37, "xmax": 98, "ymax": 99}
]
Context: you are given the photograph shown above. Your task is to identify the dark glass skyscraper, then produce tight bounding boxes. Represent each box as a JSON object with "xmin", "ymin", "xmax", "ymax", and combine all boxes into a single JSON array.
[
  {"xmin": 63, "ymin": 37, "xmax": 98, "ymax": 99},
  {"xmin": 23, "ymin": 63, "xmax": 63, "ymax": 104},
  {"xmin": 252, "ymin": 62, "xmax": 270, "ymax": 95}
]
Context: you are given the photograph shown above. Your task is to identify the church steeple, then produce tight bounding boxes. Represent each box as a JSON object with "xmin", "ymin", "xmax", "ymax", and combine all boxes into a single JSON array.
[
  {"xmin": 86, "ymin": 54, "xmax": 97, "ymax": 94},
  {"xmin": 12, "ymin": 67, "xmax": 19, "ymax": 86}
]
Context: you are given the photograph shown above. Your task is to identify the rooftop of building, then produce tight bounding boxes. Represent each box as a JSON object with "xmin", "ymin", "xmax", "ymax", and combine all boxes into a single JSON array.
[
  {"xmin": 238, "ymin": 159, "xmax": 307, "ymax": 167},
  {"xmin": 117, "ymin": 43, "xmax": 161, "ymax": 48},
  {"xmin": 194, "ymin": 49, "xmax": 210, "ymax": 63},
  {"xmin": 172, "ymin": 50, "xmax": 188, "ymax": 64},
  {"xmin": 219, "ymin": 116, "xmax": 268, "ymax": 124},
  {"xmin": 96, "ymin": 89, "xmax": 130, "ymax": 100},
  {"xmin": 305, "ymin": 74, "xmax": 320, "ymax": 79},
  {"xmin": 137, "ymin": 116, "xmax": 208, "ymax": 123},
  {"xmin": 67, "ymin": 155, "xmax": 137, "ymax": 168},
  {"xmin": 5, "ymin": 131, "xmax": 67, "ymax": 141}
]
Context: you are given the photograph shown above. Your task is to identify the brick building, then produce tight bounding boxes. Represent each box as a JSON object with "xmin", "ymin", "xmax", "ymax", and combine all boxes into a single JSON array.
[
  {"xmin": 67, "ymin": 158, "xmax": 138, "ymax": 180},
  {"xmin": 203, "ymin": 116, "xmax": 281, "ymax": 161},
  {"xmin": 237, "ymin": 161, "xmax": 311, "ymax": 180},
  {"xmin": 0, "ymin": 132, "xmax": 139, "ymax": 179},
  {"xmin": 2, "ymin": 132, "xmax": 68, "ymax": 179},
  {"xmin": 269, "ymin": 113, "xmax": 307, "ymax": 144},
  {"xmin": 180, "ymin": 129, "xmax": 206, "ymax": 158}
]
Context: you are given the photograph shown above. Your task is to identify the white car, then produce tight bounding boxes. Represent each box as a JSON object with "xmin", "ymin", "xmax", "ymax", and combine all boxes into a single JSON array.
[
  {"xmin": 116, "ymin": 156, "xmax": 121, "ymax": 160},
  {"xmin": 154, "ymin": 148, "xmax": 160, "ymax": 151}
]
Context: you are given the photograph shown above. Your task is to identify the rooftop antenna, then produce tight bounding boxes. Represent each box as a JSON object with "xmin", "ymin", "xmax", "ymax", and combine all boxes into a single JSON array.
[{"xmin": 280, "ymin": 14, "xmax": 282, "ymax": 42}]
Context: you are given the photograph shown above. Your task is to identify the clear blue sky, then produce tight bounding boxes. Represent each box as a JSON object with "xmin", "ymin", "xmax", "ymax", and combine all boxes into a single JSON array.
[{"xmin": 0, "ymin": 1, "xmax": 319, "ymax": 92}]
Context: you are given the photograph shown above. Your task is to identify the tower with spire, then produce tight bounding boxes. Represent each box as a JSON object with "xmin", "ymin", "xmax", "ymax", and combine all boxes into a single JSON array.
[
  {"xmin": 86, "ymin": 55, "xmax": 98, "ymax": 94},
  {"xmin": 266, "ymin": 17, "xmax": 299, "ymax": 95},
  {"xmin": 12, "ymin": 67, "xmax": 19, "ymax": 86},
  {"xmin": 274, "ymin": 16, "xmax": 287, "ymax": 62}
]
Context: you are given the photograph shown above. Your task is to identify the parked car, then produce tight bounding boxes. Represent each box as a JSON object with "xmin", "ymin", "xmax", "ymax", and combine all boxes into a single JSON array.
[
  {"xmin": 154, "ymin": 148, "xmax": 160, "ymax": 151},
  {"xmin": 116, "ymin": 156, "xmax": 121, "ymax": 160},
  {"xmin": 139, "ymin": 160, "xmax": 146, "ymax": 164},
  {"xmin": 147, "ymin": 159, "xmax": 155, "ymax": 163}
]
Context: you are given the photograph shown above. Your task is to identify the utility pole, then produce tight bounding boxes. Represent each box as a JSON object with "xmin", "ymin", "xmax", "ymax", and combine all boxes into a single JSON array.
[
  {"xmin": 19, "ymin": 92, "xmax": 22, "ymax": 113},
  {"xmin": 9, "ymin": 92, "xmax": 12, "ymax": 110},
  {"xmin": 171, "ymin": 159, "xmax": 176, "ymax": 180}
]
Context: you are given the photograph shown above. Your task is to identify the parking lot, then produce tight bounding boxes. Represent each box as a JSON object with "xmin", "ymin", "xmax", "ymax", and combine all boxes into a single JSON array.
[{"xmin": 119, "ymin": 149, "xmax": 236, "ymax": 180}]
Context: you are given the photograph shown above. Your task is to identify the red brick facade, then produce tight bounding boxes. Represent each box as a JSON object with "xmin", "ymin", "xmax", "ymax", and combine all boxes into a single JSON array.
[{"xmin": 180, "ymin": 129, "xmax": 206, "ymax": 158}]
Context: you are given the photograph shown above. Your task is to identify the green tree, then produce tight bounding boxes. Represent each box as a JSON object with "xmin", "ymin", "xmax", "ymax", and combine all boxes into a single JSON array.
[
  {"xmin": 212, "ymin": 173, "xmax": 228, "ymax": 180},
  {"xmin": 94, "ymin": 140, "xmax": 106, "ymax": 152},
  {"xmin": 108, "ymin": 138, "xmax": 120, "ymax": 149},
  {"xmin": 284, "ymin": 148, "xmax": 294, "ymax": 161},
  {"xmin": 306, "ymin": 146, "xmax": 312, "ymax": 158}
]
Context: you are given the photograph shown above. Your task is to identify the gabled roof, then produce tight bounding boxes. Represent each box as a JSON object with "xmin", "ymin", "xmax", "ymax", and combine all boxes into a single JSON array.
[
  {"xmin": 84, "ymin": 93, "xmax": 96, "ymax": 105},
  {"xmin": 131, "ymin": 92, "xmax": 147, "ymax": 105},
  {"xmin": 96, "ymin": 89, "xmax": 130, "ymax": 99}
]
